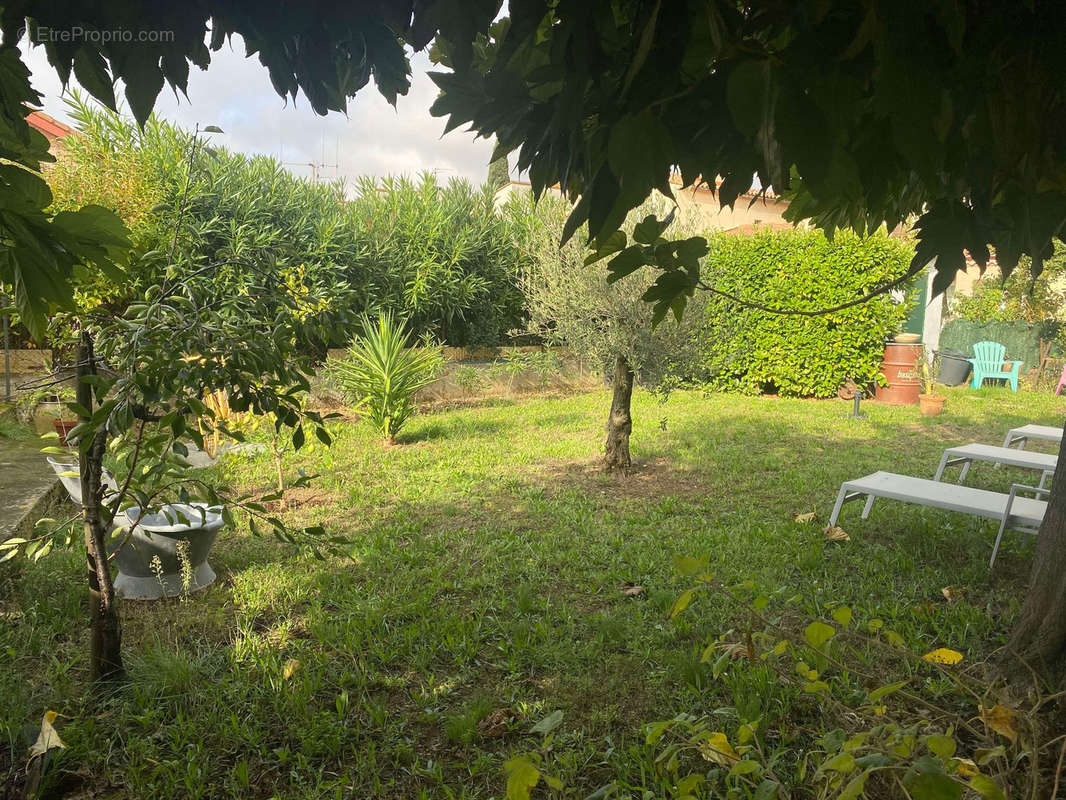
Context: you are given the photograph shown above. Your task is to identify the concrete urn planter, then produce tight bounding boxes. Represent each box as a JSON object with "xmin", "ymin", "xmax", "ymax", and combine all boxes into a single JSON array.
[
  {"xmin": 45, "ymin": 458, "xmax": 225, "ymax": 600},
  {"xmin": 111, "ymin": 504, "xmax": 225, "ymax": 600}
]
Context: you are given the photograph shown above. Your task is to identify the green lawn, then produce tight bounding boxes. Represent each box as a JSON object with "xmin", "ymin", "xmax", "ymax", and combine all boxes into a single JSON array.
[{"xmin": 2, "ymin": 386, "xmax": 1062, "ymax": 798}]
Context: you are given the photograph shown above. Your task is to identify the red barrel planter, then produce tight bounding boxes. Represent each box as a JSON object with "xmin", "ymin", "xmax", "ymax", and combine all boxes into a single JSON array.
[{"xmin": 875, "ymin": 342, "xmax": 923, "ymax": 405}]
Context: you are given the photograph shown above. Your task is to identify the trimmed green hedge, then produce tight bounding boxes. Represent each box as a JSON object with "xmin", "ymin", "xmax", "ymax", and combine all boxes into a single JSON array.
[{"xmin": 689, "ymin": 229, "xmax": 914, "ymax": 397}]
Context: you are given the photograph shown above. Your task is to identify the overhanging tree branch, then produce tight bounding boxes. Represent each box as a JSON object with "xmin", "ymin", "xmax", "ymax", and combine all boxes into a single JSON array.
[{"xmin": 694, "ymin": 261, "xmax": 926, "ymax": 317}]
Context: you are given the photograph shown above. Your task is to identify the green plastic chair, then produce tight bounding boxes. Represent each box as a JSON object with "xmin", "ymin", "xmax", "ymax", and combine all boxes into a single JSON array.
[{"xmin": 968, "ymin": 341, "xmax": 1022, "ymax": 391}]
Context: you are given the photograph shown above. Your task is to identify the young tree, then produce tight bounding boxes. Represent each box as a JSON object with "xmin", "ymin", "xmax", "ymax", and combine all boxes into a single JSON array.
[
  {"xmin": 3, "ymin": 107, "xmax": 348, "ymax": 681},
  {"xmin": 508, "ymin": 192, "xmax": 702, "ymax": 471}
]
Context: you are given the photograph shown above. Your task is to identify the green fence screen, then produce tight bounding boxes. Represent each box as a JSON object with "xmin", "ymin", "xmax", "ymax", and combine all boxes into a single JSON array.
[{"xmin": 938, "ymin": 319, "xmax": 1061, "ymax": 370}]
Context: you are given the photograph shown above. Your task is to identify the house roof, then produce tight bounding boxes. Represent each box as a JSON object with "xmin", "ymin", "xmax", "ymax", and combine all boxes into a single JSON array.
[{"xmin": 27, "ymin": 110, "xmax": 74, "ymax": 142}]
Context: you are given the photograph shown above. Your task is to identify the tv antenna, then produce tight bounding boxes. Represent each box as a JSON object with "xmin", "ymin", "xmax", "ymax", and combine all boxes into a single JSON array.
[{"xmin": 280, "ymin": 135, "xmax": 340, "ymax": 183}]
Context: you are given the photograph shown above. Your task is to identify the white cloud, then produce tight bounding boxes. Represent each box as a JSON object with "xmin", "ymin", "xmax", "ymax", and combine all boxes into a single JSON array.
[{"xmin": 21, "ymin": 38, "xmax": 497, "ymax": 186}]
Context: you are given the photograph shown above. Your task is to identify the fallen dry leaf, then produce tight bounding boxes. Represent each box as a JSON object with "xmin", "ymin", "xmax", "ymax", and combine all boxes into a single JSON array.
[
  {"xmin": 793, "ymin": 511, "xmax": 818, "ymax": 523},
  {"xmin": 979, "ymin": 704, "xmax": 1018, "ymax": 743},
  {"xmin": 28, "ymin": 711, "xmax": 65, "ymax": 761},
  {"xmin": 621, "ymin": 583, "xmax": 645, "ymax": 598},
  {"xmin": 941, "ymin": 586, "xmax": 961, "ymax": 602},
  {"xmin": 955, "ymin": 758, "xmax": 979, "ymax": 777},
  {"xmin": 824, "ymin": 526, "xmax": 850, "ymax": 541},
  {"xmin": 922, "ymin": 648, "xmax": 964, "ymax": 666},
  {"xmin": 699, "ymin": 732, "xmax": 740, "ymax": 766},
  {"xmin": 711, "ymin": 641, "xmax": 750, "ymax": 660},
  {"xmin": 478, "ymin": 707, "xmax": 521, "ymax": 738}
]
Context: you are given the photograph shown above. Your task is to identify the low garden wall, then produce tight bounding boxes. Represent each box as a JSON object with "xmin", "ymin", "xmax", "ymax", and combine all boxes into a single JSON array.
[
  {"xmin": 2, "ymin": 348, "xmax": 50, "ymax": 379},
  {"xmin": 324, "ymin": 345, "xmax": 600, "ymax": 403}
]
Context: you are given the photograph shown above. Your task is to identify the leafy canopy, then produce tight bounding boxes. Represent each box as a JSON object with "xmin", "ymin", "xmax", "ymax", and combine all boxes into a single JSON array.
[
  {"xmin": 429, "ymin": 1, "xmax": 1066, "ymax": 316},
  {"xmin": 6, "ymin": 1, "xmax": 1066, "ymax": 330},
  {"xmin": 0, "ymin": 50, "xmax": 129, "ymax": 338}
]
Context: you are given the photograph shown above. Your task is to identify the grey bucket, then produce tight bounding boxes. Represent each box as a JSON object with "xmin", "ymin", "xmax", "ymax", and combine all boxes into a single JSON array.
[{"xmin": 936, "ymin": 349, "xmax": 972, "ymax": 386}]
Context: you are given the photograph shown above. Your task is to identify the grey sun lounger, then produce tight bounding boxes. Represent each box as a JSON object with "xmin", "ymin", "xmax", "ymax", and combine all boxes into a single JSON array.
[
  {"xmin": 1002, "ymin": 424, "xmax": 1062, "ymax": 450},
  {"xmin": 934, "ymin": 443, "xmax": 1056, "ymax": 488},
  {"xmin": 828, "ymin": 471, "xmax": 1046, "ymax": 568}
]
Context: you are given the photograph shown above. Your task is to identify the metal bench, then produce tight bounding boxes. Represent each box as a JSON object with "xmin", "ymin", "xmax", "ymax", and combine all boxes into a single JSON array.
[
  {"xmin": 828, "ymin": 471, "xmax": 1047, "ymax": 568},
  {"xmin": 1002, "ymin": 424, "xmax": 1062, "ymax": 450},
  {"xmin": 933, "ymin": 443, "xmax": 1056, "ymax": 488}
]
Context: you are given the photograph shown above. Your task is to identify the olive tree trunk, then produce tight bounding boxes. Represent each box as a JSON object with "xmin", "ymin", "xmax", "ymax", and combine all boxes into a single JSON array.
[
  {"xmin": 76, "ymin": 332, "xmax": 124, "ymax": 683},
  {"xmin": 604, "ymin": 355, "xmax": 634, "ymax": 473},
  {"xmin": 1007, "ymin": 422, "xmax": 1066, "ymax": 674}
]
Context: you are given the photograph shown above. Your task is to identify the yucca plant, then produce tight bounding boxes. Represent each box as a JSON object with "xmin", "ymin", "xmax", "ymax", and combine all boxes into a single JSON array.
[{"xmin": 332, "ymin": 312, "xmax": 444, "ymax": 443}]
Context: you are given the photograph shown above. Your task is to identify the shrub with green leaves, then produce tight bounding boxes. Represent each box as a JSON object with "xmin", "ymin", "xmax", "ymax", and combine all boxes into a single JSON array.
[
  {"xmin": 692, "ymin": 229, "xmax": 914, "ymax": 397},
  {"xmin": 950, "ymin": 242, "xmax": 1066, "ymax": 324},
  {"xmin": 330, "ymin": 312, "xmax": 444, "ymax": 443},
  {"xmin": 45, "ymin": 97, "xmax": 526, "ymax": 350},
  {"xmin": 345, "ymin": 174, "xmax": 526, "ymax": 347}
]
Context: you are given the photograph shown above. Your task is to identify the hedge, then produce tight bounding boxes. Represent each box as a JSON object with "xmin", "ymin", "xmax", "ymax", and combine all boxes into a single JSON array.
[{"xmin": 688, "ymin": 228, "xmax": 914, "ymax": 397}]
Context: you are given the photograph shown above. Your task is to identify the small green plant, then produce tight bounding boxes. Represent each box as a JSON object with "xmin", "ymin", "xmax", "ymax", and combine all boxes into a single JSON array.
[
  {"xmin": 443, "ymin": 696, "xmax": 494, "ymax": 745},
  {"xmin": 487, "ymin": 348, "xmax": 530, "ymax": 393},
  {"xmin": 525, "ymin": 347, "xmax": 563, "ymax": 388},
  {"xmin": 919, "ymin": 352, "xmax": 942, "ymax": 396},
  {"xmin": 0, "ymin": 410, "xmax": 32, "ymax": 440},
  {"xmin": 451, "ymin": 364, "xmax": 488, "ymax": 396},
  {"xmin": 330, "ymin": 312, "xmax": 445, "ymax": 443}
]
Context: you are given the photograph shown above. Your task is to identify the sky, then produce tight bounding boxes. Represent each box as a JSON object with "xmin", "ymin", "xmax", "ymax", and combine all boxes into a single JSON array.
[{"xmin": 20, "ymin": 38, "xmax": 500, "ymax": 188}]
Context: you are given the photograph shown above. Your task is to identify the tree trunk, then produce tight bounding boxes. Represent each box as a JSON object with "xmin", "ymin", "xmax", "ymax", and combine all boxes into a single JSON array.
[
  {"xmin": 1007, "ymin": 421, "xmax": 1066, "ymax": 675},
  {"xmin": 604, "ymin": 355, "xmax": 634, "ymax": 473},
  {"xmin": 76, "ymin": 332, "xmax": 125, "ymax": 683}
]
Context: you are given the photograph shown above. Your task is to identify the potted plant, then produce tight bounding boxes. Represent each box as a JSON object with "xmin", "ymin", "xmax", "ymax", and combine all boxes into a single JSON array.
[
  {"xmin": 918, "ymin": 351, "xmax": 947, "ymax": 416},
  {"xmin": 52, "ymin": 415, "xmax": 78, "ymax": 444},
  {"xmin": 37, "ymin": 387, "xmax": 78, "ymax": 443}
]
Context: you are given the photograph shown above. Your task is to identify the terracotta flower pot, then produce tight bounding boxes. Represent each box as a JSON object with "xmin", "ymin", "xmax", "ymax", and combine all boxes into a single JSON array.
[
  {"xmin": 918, "ymin": 393, "xmax": 946, "ymax": 416},
  {"xmin": 52, "ymin": 418, "xmax": 77, "ymax": 444}
]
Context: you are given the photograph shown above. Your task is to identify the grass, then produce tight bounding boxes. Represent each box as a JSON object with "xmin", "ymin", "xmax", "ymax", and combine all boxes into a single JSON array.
[
  {"xmin": 1, "ymin": 385, "xmax": 1063, "ymax": 797},
  {"xmin": 0, "ymin": 411, "xmax": 33, "ymax": 440}
]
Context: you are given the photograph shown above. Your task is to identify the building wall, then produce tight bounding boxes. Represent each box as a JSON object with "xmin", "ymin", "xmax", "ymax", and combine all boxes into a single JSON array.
[
  {"xmin": 494, "ymin": 180, "xmax": 795, "ymax": 233},
  {"xmin": 668, "ymin": 183, "xmax": 794, "ymax": 232}
]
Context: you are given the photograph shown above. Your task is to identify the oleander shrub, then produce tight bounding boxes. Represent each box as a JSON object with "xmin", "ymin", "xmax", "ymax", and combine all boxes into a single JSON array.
[
  {"xmin": 46, "ymin": 96, "xmax": 528, "ymax": 350},
  {"xmin": 344, "ymin": 174, "xmax": 526, "ymax": 347},
  {"xmin": 690, "ymin": 228, "xmax": 914, "ymax": 397}
]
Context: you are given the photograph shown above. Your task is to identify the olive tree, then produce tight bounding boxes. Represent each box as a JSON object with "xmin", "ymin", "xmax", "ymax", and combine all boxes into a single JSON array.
[{"xmin": 508, "ymin": 191, "xmax": 704, "ymax": 471}]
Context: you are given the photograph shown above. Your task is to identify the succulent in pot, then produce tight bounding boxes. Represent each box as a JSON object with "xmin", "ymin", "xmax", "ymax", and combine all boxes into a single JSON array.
[{"xmin": 918, "ymin": 350, "xmax": 947, "ymax": 416}]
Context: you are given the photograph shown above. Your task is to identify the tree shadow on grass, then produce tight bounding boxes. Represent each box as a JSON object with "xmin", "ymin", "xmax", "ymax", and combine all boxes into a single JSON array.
[{"xmin": 397, "ymin": 415, "xmax": 518, "ymax": 445}]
